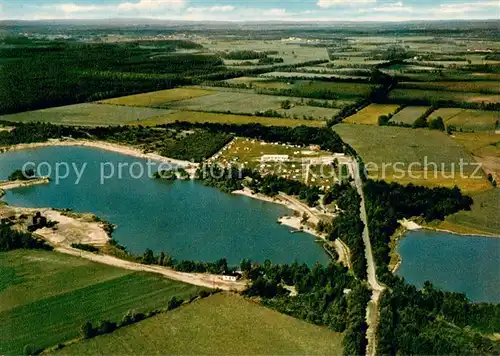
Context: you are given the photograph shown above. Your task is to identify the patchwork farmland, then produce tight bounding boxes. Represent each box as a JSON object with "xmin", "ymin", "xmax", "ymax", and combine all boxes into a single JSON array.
[
  {"xmin": 344, "ymin": 104, "xmax": 399, "ymax": 125},
  {"xmin": 390, "ymin": 106, "xmax": 430, "ymax": 125},
  {"xmin": 57, "ymin": 293, "xmax": 344, "ymax": 356},
  {"xmin": 0, "ymin": 250, "xmax": 205, "ymax": 355}
]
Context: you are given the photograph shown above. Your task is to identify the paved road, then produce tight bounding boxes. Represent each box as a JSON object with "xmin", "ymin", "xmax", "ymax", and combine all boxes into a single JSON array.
[{"xmin": 352, "ymin": 159, "xmax": 385, "ymax": 356}]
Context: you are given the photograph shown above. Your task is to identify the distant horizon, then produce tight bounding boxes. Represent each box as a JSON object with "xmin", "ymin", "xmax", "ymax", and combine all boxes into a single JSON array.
[{"xmin": 1, "ymin": 0, "xmax": 499, "ymax": 22}]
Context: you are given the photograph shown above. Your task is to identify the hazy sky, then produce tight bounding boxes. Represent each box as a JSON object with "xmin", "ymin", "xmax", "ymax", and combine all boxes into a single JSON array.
[{"xmin": 1, "ymin": 0, "xmax": 499, "ymax": 21}]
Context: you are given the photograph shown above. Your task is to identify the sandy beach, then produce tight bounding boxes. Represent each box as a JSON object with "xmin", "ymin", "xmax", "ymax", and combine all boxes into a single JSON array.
[
  {"xmin": 0, "ymin": 178, "xmax": 50, "ymax": 196},
  {"xmin": 2, "ymin": 139, "xmax": 198, "ymax": 169}
]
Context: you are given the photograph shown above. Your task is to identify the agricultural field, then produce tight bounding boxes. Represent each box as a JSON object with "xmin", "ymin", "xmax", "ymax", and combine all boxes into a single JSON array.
[
  {"xmin": 0, "ymin": 250, "xmax": 204, "ymax": 355},
  {"xmin": 397, "ymin": 81, "xmax": 500, "ymax": 94},
  {"xmin": 438, "ymin": 188, "xmax": 500, "ymax": 236},
  {"xmin": 211, "ymin": 137, "xmax": 343, "ymax": 188},
  {"xmin": 58, "ymin": 293, "xmax": 344, "ymax": 356},
  {"xmin": 334, "ymin": 124, "xmax": 492, "ymax": 193},
  {"xmin": 98, "ymin": 88, "xmax": 216, "ymax": 107},
  {"xmin": 277, "ymin": 105, "xmax": 340, "ymax": 121},
  {"xmin": 130, "ymin": 111, "xmax": 325, "ymax": 127},
  {"xmin": 0, "ymin": 103, "xmax": 173, "ymax": 126},
  {"xmin": 344, "ymin": 104, "xmax": 399, "ymax": 125},
  {"xmin": 167, "ymin": 91, "xmax": 293, "ymax": 115},
  {"xmin": 429, "ymin": 108, "xmax": 499, "ymax": 132},
  {"xmin": 388, "ymin": 89, "xmax": 500, "ymax": 104},
  {"xmin": 200, "ymin": 39, "xmax": 330, "ymax": 66},
  {"xmin": 452, "ymin": 131, "xmax": 500, "ymax": 183},
  {"xmin": 444, "ymin": 110, "xmax": 499, "ymax": 132},
  {"xmin": 390, "ymin": 106, "xmax": 430, "ymax": 125}
]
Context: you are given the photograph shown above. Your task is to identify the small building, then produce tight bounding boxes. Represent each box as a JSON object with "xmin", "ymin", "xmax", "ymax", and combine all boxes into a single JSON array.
[
  {"xmin": 221, "ymin": 272, "xmax": 242, "ymax": 282},
  {"xmin": 260, "ymin": 155, "xmax": 290, "ymax": 163}
]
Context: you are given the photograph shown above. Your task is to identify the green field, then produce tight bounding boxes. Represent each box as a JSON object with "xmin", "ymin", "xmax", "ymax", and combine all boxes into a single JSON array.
[
  {"xmin": 344, "ymin": 104, "xmax": 399, "ymax": 125},
  {"xmin": 438, "ymin": 109, "xmax": 499, "ymax": 132},
  {"xmin": 388, "ymin": 88, "xmax": 500, "ymax": 104},
  {"xmin": 0, "ymin": 250, "xmax": 204, "ymax": 355},
  {"xmin": 168, "ymin": 91, "xmax": 294, "ymax": 114},
  {"xmin": 278, "ymin": 105, "xmax": 340, "ymax": 120},
  {"xmin": 439, "ymin": 188, "xmax": 500, "ymax": 236},
  {"xmin": 334, "ymin": 124, "xmax": 492, "ymax": 193},
  {"xmin": 130, "ymin": 110, "xmax": 325, "ymax": 127},
  {"xmin": 98, "ymin": 88, "xmax": 216, "ymax": 107},
  {"xmin": 398, "ymin": 81, "xmax": 500, "ymax": 94},
  {"xmin": 0, "ymin": 103, "xmax": 173, "ymax": 126},
  {"xmin": 390, "ymin": 106, "xmax": 430, "ymax": 125},
  {"xmin": 58, "ymin": 293, "xmax": 344, "ymax": 355}
]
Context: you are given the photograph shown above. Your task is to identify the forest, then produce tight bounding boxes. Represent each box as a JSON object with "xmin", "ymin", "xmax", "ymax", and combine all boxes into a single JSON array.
[
  {"xmin": 0, "ymin": 38, "xmax": 222, "ymax": 115},
  {"xmin": 0, "ymin": 223, "xmax": 53, "ymax": 252},
  {"xmin": 242, "ymin": 260, "xmax": 370, "ymax": 356}
]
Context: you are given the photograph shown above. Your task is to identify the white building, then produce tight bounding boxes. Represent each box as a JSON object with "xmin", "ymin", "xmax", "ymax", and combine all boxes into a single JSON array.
[{"xmin": 260, "ymin": 155, "xmax": 290, "ymax": 163}]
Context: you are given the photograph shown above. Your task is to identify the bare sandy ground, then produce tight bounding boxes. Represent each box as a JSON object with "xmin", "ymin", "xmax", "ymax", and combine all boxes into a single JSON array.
[
  {"xmin": 0, "ymin": 178, "xmax": 50, "ymax": 196},
  {"xmin": 57, "ymin": 246, "xmax": 246, "ymax": 291},
  {"xmin": 399, "ymin": 218, "xmax": 422, "ymax": 231},
  {"xmin": 3, "ymin": 139, "xmax": 198, "ymax": 169}
]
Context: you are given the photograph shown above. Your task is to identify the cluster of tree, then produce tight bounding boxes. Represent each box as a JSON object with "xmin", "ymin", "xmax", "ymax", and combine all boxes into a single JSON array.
[
  {"xmin": 140, "ymin": 248, "xmax": 236, "ymax": 275},
  {"xmin": 244, "ymin": 260, "xmax": 352, "ymax": 324},
  {"xmin": 70, "ymin": 243, "xmax": 99, "ymax": 253},
  {"xmin": 413, "ymin": 115, "xmax": 445, "ymax": 131},
  {"xmin": 487, "ymin": 173, "xmax": 497, "ymax": 187},
  {"xmin": 159, "ymin": 131, "xmax": 233, "ymax": 163},
  {"xmin": 162, "ymin": 122, "xmax": 346, "ymax": 154},
  {"xmin": 378, "ymin": 278, "xmax": 500, "ymax": 355},
  {"xmin": 219, "ymin": 50, "xmax": 274, "ymax": 60},
  {"xmin": 342, "ymin": 284, "xmax": 371, "ymax": 356},
  {"xmin": 363, "ymin": 180, "xmax": 473, "ymax": 280},
  {"xmin": 371, "ymin": 45, "xmax": 412, "ymax": 61},
  {"xmin": 257, "ymin": 57, "xmax": 284, "ymax": 65},
  {"xmin": 0, "ymin": 223, "xmax": 53, "ymax": 252},
  {"xmin": 325, "ymin": 183, "xmax": 368, "ymax": 280},
  {"xmin": 8, "ymin": 168, "xmax": 35, "ymax": 181},
  {"xmin": 79, "ymin": 288, "xmax": 216, "ymax": 341}
]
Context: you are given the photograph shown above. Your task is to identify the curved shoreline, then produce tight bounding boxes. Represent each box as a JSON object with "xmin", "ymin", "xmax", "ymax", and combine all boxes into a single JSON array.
[{"xmin": 1, "ymin": 139, "xmax": 198, "ymax": 169}]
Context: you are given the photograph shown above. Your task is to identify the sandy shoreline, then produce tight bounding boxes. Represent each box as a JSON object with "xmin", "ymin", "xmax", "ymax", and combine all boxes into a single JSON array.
[
  {"xmin": 2, "ymin": 139, "xmax": 198, "ymax": 169},
  {"xmin": 0, "ymin": 178, "xmax": 50, "ymax": 196}
]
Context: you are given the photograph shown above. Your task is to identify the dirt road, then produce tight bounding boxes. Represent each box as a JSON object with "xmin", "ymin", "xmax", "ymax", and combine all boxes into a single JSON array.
[
  {"xmin": 352, "ymin": 159, "xmax": 385, "ymax": 356},
  {"xmin": 57, "ymin": 246, "xmax": 247, "ymax": 292}
]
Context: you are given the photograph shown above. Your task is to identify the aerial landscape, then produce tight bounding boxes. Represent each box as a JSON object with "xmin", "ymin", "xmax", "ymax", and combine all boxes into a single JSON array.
[{"xmin": 0, "ymin": 0, "xmax": 499, "ymax": 355}]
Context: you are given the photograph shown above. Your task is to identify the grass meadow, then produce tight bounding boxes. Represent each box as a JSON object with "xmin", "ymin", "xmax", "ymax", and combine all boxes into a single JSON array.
[
  {"xmin": 388, "ymin": 89, "xmax": 500, "ymax": 104},
  {"xmin": 0, "ymin": 250, "xmax": 204, "ymax": 355},
  {"xmin": 168, "ymin": 91, "xmax": 292, "ymax": 114},
  {"xmin": 98, "ymin": 88, "xmax": 216, "ymax": 107},
  {"xmin": 438, "ymin": 188, "xmax": 500, "ymax": 236},
  {"xmin": 0, "ymin": 103, "xmax": 172, "ymax": 126},
  {"xmin": 429, "ymin": 108, "xmax": 499, "ymax": 132},
  {"xmin": 390, "ymin": 106, "xmax": 430, "ymax": 125},
  {"xmin": 344, "ymin": 104, "xmax": 399, "ymax": 125},
  {"xmin": 57, "ymin": 293, "xmax": 344, "ymax": 356},
  {"xmin": 398, "ymin": 81, "xmax": 500, "ymax": 94},
  {"xmin": 129, "ymin": 111, "xmax": 325, "ymax": 127},
  {"xmin": 333, "ymin": 124, "xmax": 492, "ymax": 193}
]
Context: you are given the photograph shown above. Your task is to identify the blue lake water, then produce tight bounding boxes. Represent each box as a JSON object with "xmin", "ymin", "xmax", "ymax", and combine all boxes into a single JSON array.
[
  {"xmin": 397, "ymin": 230, "xmax": 500, "ymax": 303},
  {"xmin": 0, "ymin": 146, "xmax": 329, "ymax": 266}
]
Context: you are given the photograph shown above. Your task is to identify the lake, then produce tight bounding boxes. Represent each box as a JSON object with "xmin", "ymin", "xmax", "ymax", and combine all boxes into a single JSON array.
[
  {"xmin": 397, "ymin": 230, "xmax": 500, "ymax": 303},
  {"xmin": 0, "ymin": 146, "xmax": 329, "ymax": 266}
]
